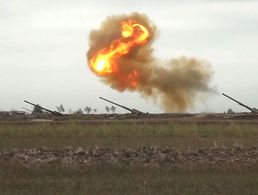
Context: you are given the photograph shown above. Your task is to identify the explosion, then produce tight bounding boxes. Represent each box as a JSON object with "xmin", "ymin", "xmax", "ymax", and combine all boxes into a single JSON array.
[
  {"xmin": 89, "ymin": 19, "xmax": 149, "ymax": 78},
  {"xmin": 87, "ymin": 12, "xmax": 214, "ymax": 112}
]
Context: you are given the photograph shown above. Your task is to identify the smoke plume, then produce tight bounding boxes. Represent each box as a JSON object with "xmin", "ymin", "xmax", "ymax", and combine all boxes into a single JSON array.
[{"xmin": 87, "ymin": 12, "xmax": 214, "ymax": 112}]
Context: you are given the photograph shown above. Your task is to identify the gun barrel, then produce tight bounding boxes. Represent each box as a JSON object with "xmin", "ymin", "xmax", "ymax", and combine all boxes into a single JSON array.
[
  {"xmin": 24, "ymin": 100, "xmax": 37, "ymax": 107},
  {"xmin": 24, "ymin": 100, "xmax": 63, "ymax": 116},
  {"xmin": 99, "ymin": 97, "xmax": 133, "ymax": 112},
  {"xmin": 222, "ymin": 93, "xmax": 257, "ymax": 113},
  {"xmin": 99, "ymin": 97, "xmax": 143, "ymax": 114},
  {"xmin": 22, "ymin": 107, "xmax": 32, "ymax": 112}
]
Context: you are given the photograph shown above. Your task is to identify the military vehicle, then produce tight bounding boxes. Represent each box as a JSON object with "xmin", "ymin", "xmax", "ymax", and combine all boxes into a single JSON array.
[
  {"xmin": 222, "ymin": 93, "xmax": 258, "ymax": 114},
  {"xmin": 24, "ymin": 100, "xmax": 63, "ymax": 116},
  {"xmin": 99, "ymin": 97, "xmax": 144, "ymax": 115}
]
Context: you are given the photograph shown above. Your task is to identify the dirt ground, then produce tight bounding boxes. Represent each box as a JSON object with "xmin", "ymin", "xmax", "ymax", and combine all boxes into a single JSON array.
[
  {"xmin": 1, "ymin": 113, "xmax": 258, "ymax": 194},
  {"xmin": 1, "ymin": 112, "xmax": 258, "ymax": 124},
  {"xmin": 1, "ymin": 112, "xmax": 258, "ymax": 168},
  {"xmin": 1, "ymin": 146, "xmax": 258, "ymax": 169}
]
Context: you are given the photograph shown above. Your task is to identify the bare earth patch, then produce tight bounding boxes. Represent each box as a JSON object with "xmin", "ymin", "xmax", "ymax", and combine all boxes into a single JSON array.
[{"xmin": 1, "ymin": 146, "xmax": 258, "ymax": 169}]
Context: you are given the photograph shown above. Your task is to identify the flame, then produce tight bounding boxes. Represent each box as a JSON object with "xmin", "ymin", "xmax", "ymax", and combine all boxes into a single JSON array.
[
  {"xmin": 87, "ymin": 13, "xmax": 214, "ymax": 112},
  {"xmin": 89, "ymin": 19, "xmax": 150, "ymax": 79}
]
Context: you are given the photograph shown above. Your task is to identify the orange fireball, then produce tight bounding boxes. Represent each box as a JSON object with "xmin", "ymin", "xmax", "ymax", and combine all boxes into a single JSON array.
[{"xmin": 89, "ymin": 19, "xmax": 150, "ymax": 76}]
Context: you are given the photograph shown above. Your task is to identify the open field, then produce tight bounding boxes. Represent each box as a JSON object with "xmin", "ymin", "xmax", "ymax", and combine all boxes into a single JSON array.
[
  {"xmin": 1, "ymin": 121, "xmax": 258, "ymax": 149},
  {"xmin": 1, "ymin": 118, "xmax": 258, "ymax": 194},
  {"xmin": 1, "ymin": 163, "xmax": 258, "ymax": 195}
]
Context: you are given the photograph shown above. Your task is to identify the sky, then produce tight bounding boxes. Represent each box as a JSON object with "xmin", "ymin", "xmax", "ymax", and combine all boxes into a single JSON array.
[{"xmin": 0, "ymin": 0, "xmax": 258, "ymax": 113}]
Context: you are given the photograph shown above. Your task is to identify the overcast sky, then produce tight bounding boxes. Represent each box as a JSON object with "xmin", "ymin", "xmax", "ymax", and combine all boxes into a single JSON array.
[{"xmin": 0, "ymin": 0, "xmax": 258, "ymax": 113}]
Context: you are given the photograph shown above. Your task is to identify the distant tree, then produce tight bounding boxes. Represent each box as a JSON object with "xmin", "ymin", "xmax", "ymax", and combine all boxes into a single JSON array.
[
  {"xmin": 110, "ymin": 106, "xmax": 116, "ymax": 113},
  {"xmin": 75, "ymin": 108, "xmax": 83, "ymax": 114},
  {"xmin": 84, "ymin": 106, "xmax": 92, "ymax": 114},
  {"xmin": 93, "ymin": 109, "xmax": 97, "ymax": 113},
  {"xmin": 56, "ymin": 104, "xmax": 65, "ymax": 113},
  {"xmin": 105, "ymin": 106, "xmax": 110, "ymax": 113},
  {"xmin": 227, "ymin": 108, "xmax": 234, "ymax": 114}
]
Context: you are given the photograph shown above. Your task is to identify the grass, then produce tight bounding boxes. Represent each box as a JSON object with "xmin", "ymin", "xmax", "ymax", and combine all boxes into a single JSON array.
[
  {"xmin": 0, "ymin": 122, "xmax": 258, "ymax": 149},
  {"xmin": 1, "ymin": 121, "xmax": 258, "ymax": 194},
  {"xmin": 1, "ymin": 163, "xmax": 258, "ymax": 195}
]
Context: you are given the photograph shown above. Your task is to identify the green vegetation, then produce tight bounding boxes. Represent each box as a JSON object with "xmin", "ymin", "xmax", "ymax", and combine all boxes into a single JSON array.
[
  {"xmin": 1, "ymin": 163, "xmax": 258, "ymax": 195},
  {"xmin": 0, "ymin": 122, "xmax": 258, "ymax": 149},
  {"xmin": 1, "ymin": 121, "xmax": 258, "ymax": 194}
]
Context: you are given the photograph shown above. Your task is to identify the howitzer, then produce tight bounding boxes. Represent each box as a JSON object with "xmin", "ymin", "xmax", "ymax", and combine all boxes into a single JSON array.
[
  {"xmin": 24, "ymin": 100, "xmax": 63, "ymax": 116},
  {"xmin": 99, "ymin": 97, "xmax": 143, "ymax": 115},
  {"xmin": 222, "ymin": 93, "xmax": 258, "ymax": 114}
]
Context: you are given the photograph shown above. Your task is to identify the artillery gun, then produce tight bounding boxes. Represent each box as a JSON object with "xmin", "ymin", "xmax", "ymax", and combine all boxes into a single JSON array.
[
  {"xmin": 99, "ymin": 97, "xmax": 144, "ymax": 115},
  {"xmin": 24, "ymin": 100, "xmax": 63, "ymax": 116},
  {"xmin": 222, "ymin": 93, "xmax": 258, "ymax": 114}
]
